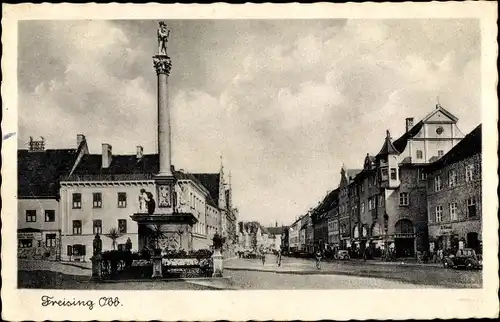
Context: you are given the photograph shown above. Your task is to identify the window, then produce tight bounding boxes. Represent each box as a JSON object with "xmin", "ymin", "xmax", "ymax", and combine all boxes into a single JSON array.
[
  {"xmin": 45, "ymin": 210, "xmax": 55, "ymax": 222},
  {"xmin": 380, "ymin": 168, "xmax": 388, "ymax": 181},
  {"xmin": 72, "ymin": 193, "xmax": 82, "ymax": 209},
  {"xmin": 450, "ymin": 203, "xmax": 458, "ymax": 221},
  {"xmin": 399, "ymin": 192, "xmax": 409, "ymax": 206},
  {"xmin": 117, "ymin": 244, "xmax": 126, "ymax": 251},
  {"xmin": 419, "ymin": 169, "xmax": 427, "ymax": 180},
  {"xmin": 26, "ymin": 210, "xmax": 36, "ymax": 222},
  {"xmin": 438, "ymin": 150, "xmax": 444, "ymax": 157},
  {"xmin": 435, "ymin": 206, "xmax": 443, "ymax": 222},
  {"xmin": 378, "ymin": 195, "xmax": 384, "ymax": 207},
  {"xmin": 118, "ymin": 219, "xmax": 127, "ymax": 234},
  {"xmin": 117, "ymin": 192, "xmax": 127, "ymax": 208},
  {"xmin": 72, "ymin": 244, "xmax": 86, "ymax": 256},
  {"xmin": 72, "ymin": 220, "xmax": 82, "ymax": 235},
  {"xmin": 67, "ymin": 245, "xmax": 73, "ymax": 256},
  {"xmin": 20, "ymin": 239, "xmax": 33, "ymax": 248},
  {"xmin": 368, "ymin": 198, "xmax": 375, "ymax": 210},
  {"xmin": 435, "ymin": 175, "xmax": 442, "ymax": 192},
  {"xmin": 361, "ymin": 202, "xmax": 365, "ymax": 213},
  {"xmin": 93, "ymin": 193, "xmax": 102, "ymax": 208},
  {"xmin": 390, "ymin": 168, "xmax": 397, "ymax": 180},
  {"xmin": 467, "ymin": 198, "xmax": 477, "ymax": 218},
  {"xmin": 465, "ymin": 164, "xmax": 474, "ymax": 182},
  {"xmin": 45, "ymin": 234, "xmax": 56, "ymax": 247},
  {"xmin": 448, "ymin": 170, "xmax": 457, "ymax": 187},
  {"xmin": 93, "ymin": 220, "xmax": 102, "ymax": 234},
  {"xmin": 416, "ymin": 150, "xmax": 423, "ymax": 159}
]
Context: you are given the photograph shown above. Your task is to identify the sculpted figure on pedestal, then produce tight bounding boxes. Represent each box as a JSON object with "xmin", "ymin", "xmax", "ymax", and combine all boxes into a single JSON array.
[{"xmin": 157, "ymin": 21, "xmax": 170, "ymax": 55}]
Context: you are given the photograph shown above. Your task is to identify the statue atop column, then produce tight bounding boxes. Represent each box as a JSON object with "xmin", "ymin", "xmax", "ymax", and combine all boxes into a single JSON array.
[{"xmin": 157, "ymin": 21, "xmax": 170, "ymax": 56}]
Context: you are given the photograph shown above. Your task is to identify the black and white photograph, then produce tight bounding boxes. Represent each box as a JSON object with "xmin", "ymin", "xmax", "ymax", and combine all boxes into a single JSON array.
[{"xmin": 2, "ymin": 2, "xmax": 498, "ymax": 321}]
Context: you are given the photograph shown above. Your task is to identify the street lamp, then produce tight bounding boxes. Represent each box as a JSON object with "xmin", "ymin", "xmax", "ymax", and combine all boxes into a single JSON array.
[{"xmin": 383, "ymin": 213, "xmax": 389, "ymax": 261}]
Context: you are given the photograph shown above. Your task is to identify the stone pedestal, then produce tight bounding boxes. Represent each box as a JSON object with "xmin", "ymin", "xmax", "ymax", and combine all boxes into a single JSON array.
[
  {"xmin": 91, "ymin": 254, "xmax": 102, "ymax": 280},
  {"xmin": 152, "ymin": 255, "xmax": 163, "ymax": 278},
  {"xmin": 212, "ymin": 249, "xmax": 224, "ymax": 277}
]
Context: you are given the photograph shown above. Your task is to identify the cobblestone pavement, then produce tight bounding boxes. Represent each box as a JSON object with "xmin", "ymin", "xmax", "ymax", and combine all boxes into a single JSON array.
[{"xmin": 225, "ymin": 255, "xmax": 482, "ymax": 288}]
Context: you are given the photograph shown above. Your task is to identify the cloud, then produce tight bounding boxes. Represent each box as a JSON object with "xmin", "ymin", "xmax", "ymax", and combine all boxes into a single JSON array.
[{"xmin": 18, "ymin": 19, "xmax": 481, "ymax": 227}]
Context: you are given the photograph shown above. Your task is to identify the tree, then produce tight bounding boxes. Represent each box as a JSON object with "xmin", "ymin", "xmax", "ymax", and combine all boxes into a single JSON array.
[
  {"xmin": 148, "ymin": 224, "xmax": 167, "ymax": 252},
  {"xmin": 105, "ymin": 227, "xmax": 122, "ymax": 250}
]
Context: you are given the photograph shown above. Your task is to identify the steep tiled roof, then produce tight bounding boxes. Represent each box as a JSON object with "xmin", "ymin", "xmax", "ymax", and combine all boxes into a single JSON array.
[
  {"xmin": 346, "ymin": 169, "xmax": 362, "ymax": 180},
  {"xmin": 428, "ymin": 124, "xmax": 481, "ymax": 170},
  {"xmin": 19, "ymin": 149, "xmax": 222, "ymax": 207},
  {"xmin": 314, "ymin": 188, "xmax": 339, "ymax": 216},
  {"xmin": 69, "ymin": 153, "xmax": 160, "ymax": 177},
  {"xmin": 377, "ymin": 130, "xmax": 399, "ymax": 157},
  {"xmin": 393, "ymin": 121, "xmax": 424, "ymax": 154},
  {"xmin": 192, "ymin": 173, "xmax": 220, "ymax": 207},
  {"xmin": 18, "ymin": 149, "xmax": 78, "ymax": 198}
]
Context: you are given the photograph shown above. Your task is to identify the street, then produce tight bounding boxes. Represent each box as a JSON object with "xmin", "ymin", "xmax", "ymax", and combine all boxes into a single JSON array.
[
  {"xmin": 18, "ymin": 256, "xmax": 482, "ymax": 290},
  {"xmin": 225, "ymin": 255, "xmax": 482, "ymax": 288}
]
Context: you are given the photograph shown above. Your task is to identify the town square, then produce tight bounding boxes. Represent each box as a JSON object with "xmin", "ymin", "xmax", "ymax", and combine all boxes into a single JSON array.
[{"xmin": 14, "ymin": 18, "xmax": 485, "ymax": 291}]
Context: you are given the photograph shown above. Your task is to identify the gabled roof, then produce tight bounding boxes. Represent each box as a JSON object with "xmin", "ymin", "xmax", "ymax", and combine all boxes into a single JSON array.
[
  {"xmin": 428, "ymin": 124, "xmax": 481, "ymax": 170},
  {"xmin": 18, "ymin": 149, "xmax": 78, "ymax": 198},
  {"xmin": 422, "ymin": 104, "xmax": 459, "ymax": 123},
  {"xmin": 377, "ymin": 130, "xmax": 399, "ymax": 157}
]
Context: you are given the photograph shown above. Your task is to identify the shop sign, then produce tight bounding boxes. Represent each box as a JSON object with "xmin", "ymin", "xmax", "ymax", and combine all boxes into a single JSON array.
[
  {"xmin": 394, "ymin": 233, "xmax": 415, "ymax": 239},
  {"xmin": 439, "ymin": 224, "xmax": 453, "ymax": 234},
  {"xmin": 458, "ymin": 241, "xmax": 464, "ymax": 250},
  {"xmin": 429, "ymin": 242, "xmax": 435, "ymax": 253},
  {"xmin": 18, "ymin": 233, "xmax": 34, "ymax": 239}
]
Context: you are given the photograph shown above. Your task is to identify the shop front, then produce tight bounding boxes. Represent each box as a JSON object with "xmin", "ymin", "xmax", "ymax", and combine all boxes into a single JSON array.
[
  {"xmin": 394, "ymin": 219, "xmax": 416, "ymax": 258},
  {"xmin": 429, "ymin": 221, "xmax": 482, "ymax": 255},
  {"xmin": 18, "ymin": 228, "xmax": 60, "ymax": 260}
]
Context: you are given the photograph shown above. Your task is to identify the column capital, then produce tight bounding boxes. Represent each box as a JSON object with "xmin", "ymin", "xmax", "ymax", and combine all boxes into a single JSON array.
[{"xmin": 153, "ymin": 55, "xmax": 172, "ymax": 76}]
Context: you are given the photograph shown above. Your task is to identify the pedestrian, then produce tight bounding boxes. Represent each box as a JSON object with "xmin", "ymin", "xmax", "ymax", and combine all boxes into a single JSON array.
[
  {"xmin": 315, "ymin": 249, "xmax": 322, "ymax": 270},
  {"xmin": 277, "ymin": 250, "xmax": 282, "ymax": 267},
  {"xmin": 261, "ymin": 252, "xmax": 266, "ymax": 266}
]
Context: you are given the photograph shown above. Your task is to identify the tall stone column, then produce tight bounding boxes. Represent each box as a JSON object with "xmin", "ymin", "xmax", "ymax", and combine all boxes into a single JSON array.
[{"xmin": 153, "ymin": 54, "xmax": 173, "ymax": 177}]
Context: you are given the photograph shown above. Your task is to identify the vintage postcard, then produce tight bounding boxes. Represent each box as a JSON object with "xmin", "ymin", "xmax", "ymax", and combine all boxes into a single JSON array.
[{"xmin": 2, "ymin": 2, "xmax": 499, "ymax": 321}]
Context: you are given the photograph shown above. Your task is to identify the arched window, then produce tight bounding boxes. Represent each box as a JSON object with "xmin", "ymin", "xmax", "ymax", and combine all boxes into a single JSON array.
[{"xmin": 394, "ymin": 219, "xmax": 414, "ymax": 235}]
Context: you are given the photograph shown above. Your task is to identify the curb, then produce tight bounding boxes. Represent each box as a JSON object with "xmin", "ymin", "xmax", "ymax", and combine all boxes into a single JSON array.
[
  {"xmin": 97, "ymin": 276, "xmax": 231, "ymax": 283},
  {"xmin": 224, "ymin": 267, "xmax": 481, "ymax": 289}
]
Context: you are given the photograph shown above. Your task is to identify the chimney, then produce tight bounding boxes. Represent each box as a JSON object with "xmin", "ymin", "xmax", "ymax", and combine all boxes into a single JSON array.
[
  {"xmin": 102, "ymin": 143, "xmax": 112, "ymax": 168},
  {"xmin": 136, "ymin": 145, "xmax": 144, "ymax": 159},
  {"xmin": 405, "ymin": 118, "xmax": 414, "ymax": 132}
]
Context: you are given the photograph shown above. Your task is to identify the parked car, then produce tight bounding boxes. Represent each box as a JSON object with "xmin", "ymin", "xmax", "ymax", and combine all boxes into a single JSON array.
[
  {"xmin": 337, "ymin": 250, "xmax": 350, "ymax": 260},
  {"xmin": 442, "ymin": 248, "xmax": 482, "ymax": 270}
]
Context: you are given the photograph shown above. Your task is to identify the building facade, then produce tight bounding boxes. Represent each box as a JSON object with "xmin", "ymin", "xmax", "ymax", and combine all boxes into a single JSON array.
[
  {"xmin": 288, "ymin": 218, "xmax": 301, "ymax": 253},
  {"xmin": 426, "ymin": 125, "xmax": 482, "ymax": 254},
  {"xmin": 286, "ymin": 105, "xmax": 475, "ymax": 259},
  {"xmin": 17, "ymin": 142, "xmax": 80, "ymax": 260}
]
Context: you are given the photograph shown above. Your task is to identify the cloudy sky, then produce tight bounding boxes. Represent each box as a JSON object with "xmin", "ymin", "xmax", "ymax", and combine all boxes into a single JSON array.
[{"xmin": 18, "ymin": 19, "xmax": 481, "ymax": 227}]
